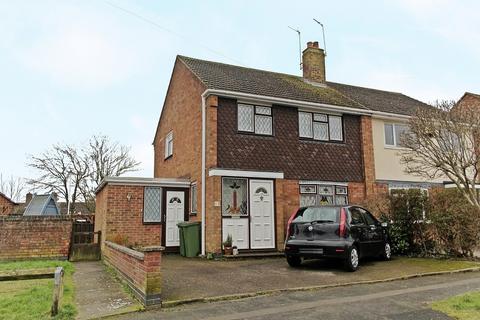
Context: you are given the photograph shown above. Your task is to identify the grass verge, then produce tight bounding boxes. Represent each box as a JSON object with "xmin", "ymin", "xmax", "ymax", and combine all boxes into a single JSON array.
[
  {"xmin": 0, "ymin": 260, "xmax": 76, "ymax": 320},
  {"xmin": 432, "ymin": 291, "xmax": 480, "ymax": 320}
]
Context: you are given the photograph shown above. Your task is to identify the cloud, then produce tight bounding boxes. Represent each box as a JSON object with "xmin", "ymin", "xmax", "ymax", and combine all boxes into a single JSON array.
[
  {"xmin": 0, "ymin": 1, "xmax": 168, "ymax": 90},
  {"xmin": 395, "ymin": 0, "xmax": 480, "ymax": 56}
]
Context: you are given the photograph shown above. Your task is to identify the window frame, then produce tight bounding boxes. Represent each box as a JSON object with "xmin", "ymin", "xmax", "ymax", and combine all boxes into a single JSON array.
[
  {"xmin": 237, "ymin": 103, "xmax": 273, "ymax": 136},
  {"xmin": 190, "ymin": 182, "xmax": 197, "ymax": 215},
  {"xmin": 298, "ymin": 111, "xmax": 344, "ymax": 142},
  {"xmin": 299, "ymin": 183, "xmax": 349, "ymax": 207},
  {"xmin": 143, "ymin": 186, "xmax": 162, "ymax": 224},
  {"xmin": 384, "ymin": 123, "xmax": 409, "ymax": 148},
  {"xmin": 164, "ymin": 131, "xmax": 173, "ymax": 159}
]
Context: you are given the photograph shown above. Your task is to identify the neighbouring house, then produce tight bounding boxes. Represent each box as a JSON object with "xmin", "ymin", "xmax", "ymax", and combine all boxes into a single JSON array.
[
  {"xmin": 0, "ymin": 192, "xmax": 19, "ymax": 215},
  {"xmin": 456, "ymin": 92, "xmax": 480, "ymax": 111},
  {"xmin": 23, "ymin": 193, "xmax": 60, "ymax": 216},
  {"xmin": 11, "ymin": 192, "xmax": 94, "ymax": 215},
  {"xmin": 148, "ymin": 40, "xmax": 446, "ymax": 255}
]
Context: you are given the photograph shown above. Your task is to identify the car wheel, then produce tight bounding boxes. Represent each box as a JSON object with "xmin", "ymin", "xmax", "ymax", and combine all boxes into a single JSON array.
[
  {"xmin": 286, "ymin": 256, "xmax": 302, "ymax": 267},
  {"xmin": 345, "ymin": 246, "xmax": 359, "ymax": 272},
  {"xmin": 382, "ymin": 242, "xmax": 392, "ymax": 261}
]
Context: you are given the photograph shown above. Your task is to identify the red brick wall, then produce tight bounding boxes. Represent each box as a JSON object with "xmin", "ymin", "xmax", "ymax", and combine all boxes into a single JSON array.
[
  {"xmin": 95, "ymin": 185, "xmax": 161, "ymax": 249},
  {"xmin": 348, "ymin": 182, "xmax": 366, "ymax": 205},
  {"xmin": 275, "ymin": 179, "xmax": 300, "ymax": 249},
  {"xmin": 0, "ymin": 216, "xmax": 72, "ymax": 260},
  {"xmin": 360, "ymin": 116, "xmax": 376, "ymax": 197},
  {"xmin": 103, "ymin": 241, "xmax": 162, "ymax": 306},
  {"xmin": 153, "ymin": 58, "xmax": 208, "ymax": 221},
  {"xmin": 0, "ymin": 194, "xmax": 16, "ymax": 215}
]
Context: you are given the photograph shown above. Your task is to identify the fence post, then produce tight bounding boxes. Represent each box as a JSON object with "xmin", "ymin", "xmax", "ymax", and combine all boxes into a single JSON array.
[{"xmin": 51, "ymin": 267, "xmax": 64, "ymax": 316}]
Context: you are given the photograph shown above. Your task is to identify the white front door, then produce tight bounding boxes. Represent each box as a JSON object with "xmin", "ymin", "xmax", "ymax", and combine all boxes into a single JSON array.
[
  {"xmin": 165, "ymin": 191, "xmax": 185, "ymax": 247},
  {"xmin": 249, "ymin": 180, "xmax": 275, "ymax": 249}
]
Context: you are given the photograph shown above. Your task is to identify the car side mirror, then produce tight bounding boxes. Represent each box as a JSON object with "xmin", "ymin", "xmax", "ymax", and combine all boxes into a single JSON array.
[{"xmin": 381, "ymin": 222, "xmax": 388, "ymax": 228}]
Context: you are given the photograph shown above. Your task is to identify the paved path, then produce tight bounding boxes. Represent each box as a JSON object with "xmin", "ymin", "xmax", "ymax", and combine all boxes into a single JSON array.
[
  {"xmin": 114, "ymin": 271, "xmax": 480, "ymax": 320},
  {"xmin": 73, "ymin": 261, "xmax": 141, "ymax": 320}
]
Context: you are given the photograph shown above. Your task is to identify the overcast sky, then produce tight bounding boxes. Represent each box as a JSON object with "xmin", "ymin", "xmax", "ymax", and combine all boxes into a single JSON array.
[{"xmin": 0, "ymin": 0, "xmax": 479, "ymax": 182}]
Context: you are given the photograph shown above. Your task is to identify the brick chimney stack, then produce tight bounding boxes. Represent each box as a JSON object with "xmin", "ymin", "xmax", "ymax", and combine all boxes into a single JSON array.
[
  {"xmin": 25, "ymin": 192, "xmax": 33, "ymax": 205},
  {"xmin": 302, "ymin": 41, "xmax": 326, "ymax": 84}
]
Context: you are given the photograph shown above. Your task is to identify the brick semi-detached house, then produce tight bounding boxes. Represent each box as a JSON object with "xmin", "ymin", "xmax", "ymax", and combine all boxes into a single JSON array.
[{"xmin": 145, "ymin": 40, "xmax": 446, "ymax": 255}]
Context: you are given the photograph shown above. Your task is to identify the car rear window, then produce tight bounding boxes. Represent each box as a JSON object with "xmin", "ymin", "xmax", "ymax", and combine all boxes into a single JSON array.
[{"xmin": 293, "ymin": 207, "xmax": 340, "ymax": 223}]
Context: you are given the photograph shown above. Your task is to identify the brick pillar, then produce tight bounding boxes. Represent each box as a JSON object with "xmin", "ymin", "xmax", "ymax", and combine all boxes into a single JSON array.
[
  {"xmin": 204, "ymin": 95, "xmax": 220, "ymax": 253},
  {"xmin": 360, "ymin": 116, "xmax": 376, "ymax": 198},
  {"xmin": 205, "ymin": 176, "xmax": 221, "ymax": 253},
  {"xmin": 275, "ymin": 179, "xmax": 300, "ymax": 251}
]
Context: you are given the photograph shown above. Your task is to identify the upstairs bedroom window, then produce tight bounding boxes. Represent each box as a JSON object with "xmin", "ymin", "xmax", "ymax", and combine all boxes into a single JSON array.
[
  {"xmin": 384, "ymin": 123, "xmax": 409, "ymax": 147},
  {"xmin": 237, "ymin": 104, "xmax": 273, "ymax": 135},
  {"xmin": 165, "ymin": 131, "xmax": 173, "ymax": 159},
  {"xmin": 298, "ymin": 111, "xmax": 343, "ymax": 141}
]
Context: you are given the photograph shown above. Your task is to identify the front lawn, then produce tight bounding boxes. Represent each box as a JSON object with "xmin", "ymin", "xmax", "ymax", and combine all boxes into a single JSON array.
[
  {"xmin": 0, "ymin": 260, "xmax": 76, "ymax": 320},
  {"xmin": 432, "ymin": 291, "xmax": 480, "ymax": 320}
]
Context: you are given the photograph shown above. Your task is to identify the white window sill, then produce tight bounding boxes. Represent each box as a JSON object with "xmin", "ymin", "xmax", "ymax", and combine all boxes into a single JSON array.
[{"xmin": 384, "ymin": 145, "xmax": 409, "ymax": 151}]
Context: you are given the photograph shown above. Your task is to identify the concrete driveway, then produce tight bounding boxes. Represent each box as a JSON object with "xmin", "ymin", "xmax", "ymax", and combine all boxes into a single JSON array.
[
  {"xmin": 161, "ymin": 254, "xmax": 479, "ymax": 302},
  {"xmin": 116, "ymin": 271, "xmax": 480, "ymax": 320}
]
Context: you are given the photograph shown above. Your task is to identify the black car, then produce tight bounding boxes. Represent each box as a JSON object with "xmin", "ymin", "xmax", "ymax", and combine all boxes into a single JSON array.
[{"xmin": 284, "ymin": 205, "xmax": 391, "ymax": 271}]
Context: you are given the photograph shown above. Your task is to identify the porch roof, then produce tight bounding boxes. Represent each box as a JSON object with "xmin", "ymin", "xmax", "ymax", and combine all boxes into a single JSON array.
[{"xmin": 95, "ymin": 177, "xmax": 191, "ymax": 194}]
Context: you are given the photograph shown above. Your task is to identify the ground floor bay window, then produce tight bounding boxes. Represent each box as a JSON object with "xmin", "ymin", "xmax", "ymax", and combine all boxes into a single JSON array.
[
  {"xmin": 221, "ymin": 177, "xmax": 275, "ymax": 250},
  {"xmin": 299, "ymin": 182, "xmax": 349, "ymax": 207}
]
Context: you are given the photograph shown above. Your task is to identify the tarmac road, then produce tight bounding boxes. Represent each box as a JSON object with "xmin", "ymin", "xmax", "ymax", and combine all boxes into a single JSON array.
[{"xmin": 113, "ymin": 271, "xmax": 480, "ymax": 320}]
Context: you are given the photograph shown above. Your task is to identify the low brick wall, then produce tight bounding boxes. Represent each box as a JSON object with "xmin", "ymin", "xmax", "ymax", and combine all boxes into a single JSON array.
[
  {"xmin": 0, "ymin": 215, "xmax": 72, "ymax": 260},
  {"xmin": 103, "ymin": 241, "xmax": 163, "ymax": 306}
]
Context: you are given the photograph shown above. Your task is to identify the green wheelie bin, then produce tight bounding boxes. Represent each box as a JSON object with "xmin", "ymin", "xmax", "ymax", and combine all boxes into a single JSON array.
[{"xmin": 177, "ymin": 221, "xmax": 201, "ymax": 257}]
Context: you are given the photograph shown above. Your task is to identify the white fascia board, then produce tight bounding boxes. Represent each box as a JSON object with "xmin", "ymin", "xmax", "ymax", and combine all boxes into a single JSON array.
[
  {"xmin": 95, "ymin": 177, "xmax": 191, "ymax": 194},
  {"xmin": 205, "ymin": 89, "xmax": 372, "ymax": 116},
  {"xmin": 209, "ymin": 169, "xmax": 284, "ymax": 179},
  {"xmin": 300, "ymin": 180, "xmax": 348, "ymax": 186},
  {"xmin": 444, "ymin": 183, "xmax": 480, "ymax": 189},
  {"xmin": 371, "ymin": 112, "xmax": 411, "ymax": 121}
]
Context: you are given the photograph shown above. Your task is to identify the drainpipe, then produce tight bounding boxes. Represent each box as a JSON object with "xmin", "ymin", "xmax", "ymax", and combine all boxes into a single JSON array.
[{"xmin": 201, "ymin": 90, "xmax": 208, "ymax": 256}]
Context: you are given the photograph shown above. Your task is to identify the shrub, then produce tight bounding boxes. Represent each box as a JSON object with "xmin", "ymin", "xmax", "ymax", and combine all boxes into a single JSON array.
[
  {"xmin": 428, "ymin": 188, "xmax": 480, "ymax": 257},
  {"xmin": 363, "ymin": 188, "xmax": 480, "ymax": 257}
]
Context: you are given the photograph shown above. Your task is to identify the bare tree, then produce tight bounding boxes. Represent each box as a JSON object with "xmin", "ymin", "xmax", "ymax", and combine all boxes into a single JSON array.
[
  {"xmin": 0, "ymin": 174, "xmax": 25, "ymax": 202},
  {"xmin": 87, "ymin": 135, "xmax": 140, "ymax": 185},
  {"xmin": 401, "ymin": 100, "xmax": 480, "ymax": 208},
  {"xmin": 28, "ymin": 136, "xmax": 140, "ymax": 214},
  {"xmin": 80, "ymin": 135, "xmax": 140, "ymax": 211},
  {"xmin": 27, "ymin": 144, "xmax": 87, "ymax": 213}
]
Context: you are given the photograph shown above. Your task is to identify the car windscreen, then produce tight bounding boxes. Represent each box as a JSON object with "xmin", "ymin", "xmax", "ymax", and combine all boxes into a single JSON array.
[{"xmin": 293, "ymin": 207, "xmax": 340, "ymax": 223}]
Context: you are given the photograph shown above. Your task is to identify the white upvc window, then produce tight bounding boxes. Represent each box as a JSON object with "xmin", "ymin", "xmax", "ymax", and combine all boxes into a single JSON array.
[
  {"xmin": 237, "ymin": 104, "xmax": 273, "ymax": 135},
  {"xmin": 298, "ymin": 111, "xmax": 343, "ymax": 141},
  {"xmin": 384, "ymin": 123, "xmax": 409, "ymax": 147},
  {"xmin": 165, "ymin": 131, "xmax": 173, "ymax": 159},
  {"xmin": 143, "ymin": 187, "xmax": 162, "ymax": 223},
  {"xmin": 190, "ymin": 183, "xmax": 197, "ymax": 214}
]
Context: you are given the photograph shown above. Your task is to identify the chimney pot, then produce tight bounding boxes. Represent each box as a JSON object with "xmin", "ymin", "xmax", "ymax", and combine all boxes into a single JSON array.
[{"xmin": 302, "ymin": 41, "xmax": 326, "ymax": 83}]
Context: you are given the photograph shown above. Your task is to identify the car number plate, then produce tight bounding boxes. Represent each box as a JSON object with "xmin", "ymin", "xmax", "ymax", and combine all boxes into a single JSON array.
[{"xmin": 300, "ymin": 248, "xmax": 323, "ymax": 254}]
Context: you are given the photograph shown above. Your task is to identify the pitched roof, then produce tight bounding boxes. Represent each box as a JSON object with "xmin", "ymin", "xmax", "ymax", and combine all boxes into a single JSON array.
[
  {"xmin": 327, "ymin": 82, "xmax": 432, "ymax": 116},
  {"xmin": 23, "ymin": 194, "xmax": 60, "ymax": 216},
  {"xmin": 178, "ymin": 55, "xmax": 430, "ymax": 116},
  {"xmin": 178, "ymin": 56, "xmax": 365, "ymax": 110},
  {"xmin": 0, "ymin": 192, "xmax": 18, "ymax": 205}
]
